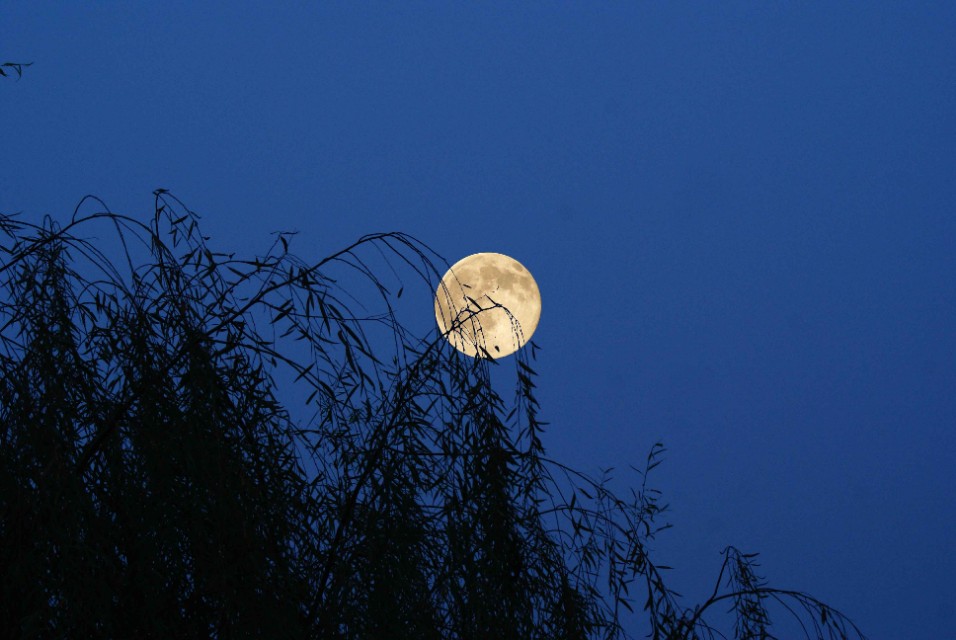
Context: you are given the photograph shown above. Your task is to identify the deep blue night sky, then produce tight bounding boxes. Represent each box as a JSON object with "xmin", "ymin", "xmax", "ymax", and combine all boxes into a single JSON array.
[{"xmin": 4, "ymin": 3, "xmax": 955, "ymax": 636}]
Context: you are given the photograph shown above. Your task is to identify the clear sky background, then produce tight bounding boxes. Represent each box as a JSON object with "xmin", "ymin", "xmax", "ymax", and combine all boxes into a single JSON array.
[{"xmin": 3, "ymin": 3, "xmax": 955, "ymax": 637}]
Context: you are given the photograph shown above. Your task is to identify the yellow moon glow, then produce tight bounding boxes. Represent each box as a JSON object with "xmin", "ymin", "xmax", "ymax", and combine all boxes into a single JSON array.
[{"xmin": 434, "ymin": 252, "xmax": 541, "ymax": 358}]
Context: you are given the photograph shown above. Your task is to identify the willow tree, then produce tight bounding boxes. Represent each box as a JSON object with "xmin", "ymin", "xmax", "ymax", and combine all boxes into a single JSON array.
[{"xmin": 0, "ymin": 192, "xmax": 866, "ymax": 639}]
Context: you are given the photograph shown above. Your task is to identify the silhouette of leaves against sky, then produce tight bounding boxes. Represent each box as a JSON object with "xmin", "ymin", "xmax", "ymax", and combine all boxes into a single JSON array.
[{"xmin": 0, "ymin": 193, "xmax": 866, "ymax": 639}]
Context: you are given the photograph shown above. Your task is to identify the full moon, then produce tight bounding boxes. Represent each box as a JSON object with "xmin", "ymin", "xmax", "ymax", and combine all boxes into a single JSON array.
[{"xmin": 434, "ymin": 252, "xmax": 541, "ymax": 358}]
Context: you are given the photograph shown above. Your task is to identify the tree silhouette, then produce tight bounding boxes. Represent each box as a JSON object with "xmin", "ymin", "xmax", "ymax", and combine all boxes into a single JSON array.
[{"xmin": 0, "ymin": 192, "xmax": 866, "ymax": 639}]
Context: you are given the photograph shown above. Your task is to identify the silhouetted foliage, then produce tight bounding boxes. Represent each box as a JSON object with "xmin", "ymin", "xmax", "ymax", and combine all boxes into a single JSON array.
[
  {"xmin": 0, "ymin": 62, "xmax": 32, "ymax": 80},
  {"xmin": 0, "ymin": 192, "xmax": 866, "ymax": 639}
]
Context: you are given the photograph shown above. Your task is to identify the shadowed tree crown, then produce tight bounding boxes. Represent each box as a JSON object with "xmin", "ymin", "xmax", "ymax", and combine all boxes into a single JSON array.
[{"xmin": 0, "ymin": 192, "xmax": 866, "ymax": 639}]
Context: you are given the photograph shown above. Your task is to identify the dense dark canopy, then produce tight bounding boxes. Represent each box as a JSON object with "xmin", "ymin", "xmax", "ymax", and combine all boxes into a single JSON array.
[{"xmin": 0, "ymin": 193, "xmax": 865, "ymax": 639}]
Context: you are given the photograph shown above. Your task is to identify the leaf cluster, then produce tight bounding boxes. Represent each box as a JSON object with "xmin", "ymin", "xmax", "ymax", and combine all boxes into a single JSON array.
[{"xmin": 0, "ymin": 193, "xmax": 866, "ymax": 639}]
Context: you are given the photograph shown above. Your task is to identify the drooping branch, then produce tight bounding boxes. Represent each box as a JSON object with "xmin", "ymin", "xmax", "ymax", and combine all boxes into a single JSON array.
[
  {"xmin": 0, "ymin": 62, "xmax": 32, "ymax": 80},
  {"xmin": 0, "ymin": 192, "xmax": 868, "ymax": 639}
]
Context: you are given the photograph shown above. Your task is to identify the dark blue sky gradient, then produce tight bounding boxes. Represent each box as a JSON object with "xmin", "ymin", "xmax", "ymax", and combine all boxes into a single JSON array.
[{"xmin": 4, "ymin": 3, "xmax": 955, "ymax": 636}]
